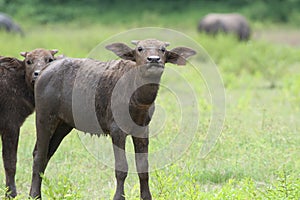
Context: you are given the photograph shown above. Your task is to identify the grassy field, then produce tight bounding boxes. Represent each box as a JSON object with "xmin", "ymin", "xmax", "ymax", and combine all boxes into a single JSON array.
[{"xmin": 0, "ymin": 9, "xmax": 300, "ymax": 200}]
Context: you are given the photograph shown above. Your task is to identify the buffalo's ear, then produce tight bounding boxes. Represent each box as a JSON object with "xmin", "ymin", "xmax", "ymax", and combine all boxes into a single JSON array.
[
  {"xmin": 106, "ymin": 43, "xmax": 135, "ymax": 61},
  {"xmin": 50, "ymin": 49, "xmax": 58, "ymax": 56},
  {"xmin": 20, "ymin": 52, "xmax": 28, "ymax": 57},
  {"xmin": 166, "ymin": 47, "xmax": 196, "ymax": 65}
]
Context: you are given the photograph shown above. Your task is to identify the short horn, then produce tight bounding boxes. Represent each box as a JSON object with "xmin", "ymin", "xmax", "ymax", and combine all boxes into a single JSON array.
[{"xmin": 131, "ymin": 40, "xmax": 139, "ymax": 45}]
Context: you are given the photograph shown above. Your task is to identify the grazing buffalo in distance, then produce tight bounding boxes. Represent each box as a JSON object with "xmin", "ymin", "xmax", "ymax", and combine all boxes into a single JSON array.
[
  {"xmin": 0, "ymin": 49, "xmax": 57, "ymax": 197},
  {"xmin": 0, "ymin": 12, "xmax": 24, "ymax": 36},
  {"xmin": 29, "ymin": 39, "xmax": 196, "ymax": 200},
  {"xmin": 198, "ymin": 13, "xmax": 251, "ymax": 41}
]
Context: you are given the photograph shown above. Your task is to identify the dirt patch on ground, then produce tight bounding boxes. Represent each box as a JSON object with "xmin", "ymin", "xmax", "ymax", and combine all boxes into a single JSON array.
[{"xmin": 253, "ymin": 29, "xmax": 300, "ymax": 47}]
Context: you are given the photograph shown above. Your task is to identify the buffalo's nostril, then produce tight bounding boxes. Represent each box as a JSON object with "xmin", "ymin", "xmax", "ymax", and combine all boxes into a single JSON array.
[
  {"xmin": 147, "ymin": 56, "xmax": 160, "ymax": 63},
  {"xmin": 34, "ymin": 70, "xmax": 40, "ymax": 77}
]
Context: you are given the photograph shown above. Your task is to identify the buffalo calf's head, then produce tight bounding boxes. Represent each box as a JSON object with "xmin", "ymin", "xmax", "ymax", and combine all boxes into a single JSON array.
[
  {"xmin": 106, "ymin": 39, "xmax": 196, "ymax": 79},
  {"xmin": 20, "ymin": 48, "xmax": 58, "ymax": 89}
]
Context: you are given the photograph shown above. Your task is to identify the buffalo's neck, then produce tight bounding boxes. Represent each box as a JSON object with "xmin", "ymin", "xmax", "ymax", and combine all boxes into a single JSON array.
[
  {"xmin": 131, "ymin": 83, "xmax": 159, "ymax": 107},
  {"xmin": 22, "ymin": 85, "xmax": 35, "ymax": 113},
  {"xmin": 13, "ymin": 76, "xmax": 35, "ymax": 124},
  {"xmin": 23, "ymin": 75, "xmax": 35, "ymax": 110},
  {"xmin": 129, "ymin": 83, "xmax": 159, "ymax": 127}
]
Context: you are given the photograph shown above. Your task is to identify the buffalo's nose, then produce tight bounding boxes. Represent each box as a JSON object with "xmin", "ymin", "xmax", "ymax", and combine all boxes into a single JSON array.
[
  {"xmin": 147, "ymin": 56, "xmax": 160, "ymax": 63},
  {"xmin": 33, "ymin": 70, "xmax": 40, "ymax": 77}
]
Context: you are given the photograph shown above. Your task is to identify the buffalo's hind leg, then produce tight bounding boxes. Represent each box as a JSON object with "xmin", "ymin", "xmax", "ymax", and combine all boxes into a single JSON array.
[
  {"xmin": 30, "ymin": 118, "xmax": 55, "ymax": 199},
  {"xmin": 132, "ymin": 134, "xmax": 152, "ymax": 200},
  {"xmin": 1, "ymin": 126, "xmax": 19, "ymax": 198},
  {"xmin": 111, "ymin": 123, "xmax": 128, "ymax": 200},
  {"xmin": 47, "ymin": 122, "xmax": 73, "ymax": 159},
  {"xmin": 30, "ymin": 120, "xmax": 72, "ymax": 199}
]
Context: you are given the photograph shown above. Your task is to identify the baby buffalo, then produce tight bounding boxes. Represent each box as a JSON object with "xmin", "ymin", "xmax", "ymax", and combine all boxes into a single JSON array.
[
  {"xmin": 0, "ymin": 49, "xmax": 57, "ymax": 197},
  {"xmin": 29, "ymin": 39, "xmax": 196, "ymax": 200}
]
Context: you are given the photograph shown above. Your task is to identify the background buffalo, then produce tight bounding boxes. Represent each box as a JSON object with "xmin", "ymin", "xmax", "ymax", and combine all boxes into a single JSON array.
[
  {"xmin": 198, "ymin": 13, "xmax": 251, "ymax": 41},
  {"xmin": 0, "ymin": 12, "xmax": 24, "ymax": 36}
]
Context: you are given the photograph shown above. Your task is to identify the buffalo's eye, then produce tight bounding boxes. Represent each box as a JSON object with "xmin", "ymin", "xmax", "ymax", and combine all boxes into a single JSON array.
[
  {"xmin": 137, "ymin": 47, "xmax": 143, "ymax": 52},
  {"xmin": 26, "ymin": 60, "xmax": 33, "ymax": 65},
  {"xmin": 160, "ymin": 47, "xmax": 166, "ymax": 53}
]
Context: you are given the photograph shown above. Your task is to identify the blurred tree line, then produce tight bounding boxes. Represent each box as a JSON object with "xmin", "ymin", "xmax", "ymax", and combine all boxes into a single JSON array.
[{"xmin": 1, "ymin": 0, "xmax": 300, "ymax": 25}]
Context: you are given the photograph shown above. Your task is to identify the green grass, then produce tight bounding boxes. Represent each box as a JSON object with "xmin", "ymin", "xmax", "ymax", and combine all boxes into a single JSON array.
[{"xmin": 0, "ymin": 22, "xmax": 300, "ymax": 199}]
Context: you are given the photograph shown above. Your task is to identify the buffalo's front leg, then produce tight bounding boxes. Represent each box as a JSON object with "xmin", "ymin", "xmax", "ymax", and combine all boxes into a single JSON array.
[
  {"xmin": 132, "ymin": 135, "xmax": 152, "ymax": 200},
  {"xmin": 1, "ymin": 127, "xmax": 19, "ymax": 198},
  {"xmin": 111, "ymin": 124, "xmax": 128, "ymax": 200}
]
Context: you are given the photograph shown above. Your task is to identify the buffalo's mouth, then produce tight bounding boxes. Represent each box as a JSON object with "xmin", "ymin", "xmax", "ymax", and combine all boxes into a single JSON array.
[
  {"xmin": 142, "ymin": 63, "xmax": 164, "ymax": 77},
  {"xmin": 147, "ymin": 63, "xmax": 164, "ymax": 70}
]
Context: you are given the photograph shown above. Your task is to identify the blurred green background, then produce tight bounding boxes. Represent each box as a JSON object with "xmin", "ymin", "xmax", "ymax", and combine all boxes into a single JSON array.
[{"xmin": 1, "ymin": 0, "xmax": 300, "ymax": 26}]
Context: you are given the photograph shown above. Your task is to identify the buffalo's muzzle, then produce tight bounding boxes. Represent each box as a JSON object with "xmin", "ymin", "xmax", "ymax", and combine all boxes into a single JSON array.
[{"xmin": 147, "ymin": 56, "xmax": 161, "ymax": 63}]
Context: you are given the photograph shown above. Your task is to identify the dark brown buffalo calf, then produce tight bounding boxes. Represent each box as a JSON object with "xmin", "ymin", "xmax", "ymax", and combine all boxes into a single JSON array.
[
  {"xmin": 0, "ymin": 49, "xmax": 57, "ymax": 197},
  {"xmin": 29, "ymin": 39, "xmax": 196, "ymax": 200}
]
